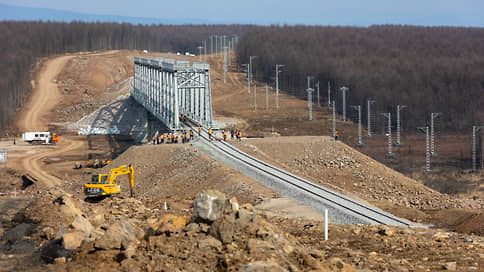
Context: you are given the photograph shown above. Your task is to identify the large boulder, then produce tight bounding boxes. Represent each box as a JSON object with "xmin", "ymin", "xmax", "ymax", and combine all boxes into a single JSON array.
[
  {"xmin": 62, "ymin": 231, "xmax": 85, "ymax": 250},
  {"xmin": 71, "ymin": 214, "xmax": 94, "ymax": 234},
  {"xmin": 209, "ymin": 214, "xmax": 235, "ymax": 244},
  {"xmin": 190, "ymin": 190, "xmax": 226, "ymax": 223},
  {"xmin": 54, "ymin": 194, "xmax": 83, "ymax": 218},
  {"xmin": 94, "ymin": 220, "xmax": 144, "ymax": 250}
]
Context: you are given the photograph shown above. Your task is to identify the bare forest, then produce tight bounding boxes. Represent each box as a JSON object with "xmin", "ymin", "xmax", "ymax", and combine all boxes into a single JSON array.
[
  {"xmin": 235, "ymin": 25, "xmax": 484, "ymax": 134},
  {"xmin": 0, "ymin": 21, "xmax": 248, "ymax": 134}
]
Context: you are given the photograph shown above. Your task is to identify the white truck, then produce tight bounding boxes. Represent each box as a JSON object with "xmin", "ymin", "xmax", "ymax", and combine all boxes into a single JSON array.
[{"xmin": 22, "ymin": 132, "xmax": 58, "ymax": 144}]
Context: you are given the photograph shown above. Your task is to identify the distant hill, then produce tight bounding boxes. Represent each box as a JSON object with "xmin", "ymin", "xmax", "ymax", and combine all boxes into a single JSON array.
[{"xmin": 0, "ymin": 3, "xmax": 212, "ymax": 25}]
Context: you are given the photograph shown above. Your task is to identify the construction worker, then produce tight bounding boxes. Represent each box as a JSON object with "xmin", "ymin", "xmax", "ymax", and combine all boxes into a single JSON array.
[
  {"xmin": 174, "ymin": 135, "xmax": 179, "ymax": 143},
  {"xmin": 152, "ymin": 135, "xmax": 156, "ymax": 144},
  {"xmin": 182, "ymin": 133, "xmax": 186, "ymax": 143},
  {"xmin": 335, "ymin": 130, "xmax": 339, "ymax": 141},
  {"xmin": 208, "ymin": 128, "xmax": 213, "ymax": 140},
  {"xmin": 237, "ymin": 130, "xmax": 242, "ymax": 141},
  {"xmin": 156, "ymin": 135, "xmax": 160, "ymax": 145},
  {"xmin": 223, "ymin": 130, "xmax": 227, "ymax": 141},
  {"xmin": 230, "ymin": 129, "xmax": 235, "ymax": 140},
  {"xmin": 198, "ymin": 125, "xmax": 202, "ymax": 136},
  {"xmin": 160, "ymin": 134, "xmax": 165, "ymax": 144},
  {"xmin": 167, "ymin": 133, "xmax": 172, "ymax": 144},
  {"xmin": 189, "ymin": 129, "xmax": 194, "ymax": 140}
]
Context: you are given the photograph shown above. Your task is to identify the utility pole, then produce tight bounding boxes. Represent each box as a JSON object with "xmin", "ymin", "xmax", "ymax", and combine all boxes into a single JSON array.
[
  {"xmin": 381, "ymin": 113, "xmax": 394, "ymax": 158},
  {"xmin": 223, "ymin": 46, "xmax": 228, "ymax": 83},
  {"xmin": 214, "ymin": 35, "xmax": 218, "ymax": 56},
  {"xmin": 228, "ymin": 41, "xmax": 232, "ymax": 67},
  {"xmin": 254, "ymin": 84, "xmax": 257, "ymax": 111},
  {"xmin": 197, "ymin": 46, "xmax": 203, "ymax": 62},
  {"xmin": 366, "ymin": 99, "xmax": 375, "ymax": 137},
  {"xmin": 351, "ymin": 105, "xmax": 363, "ymax": 147},
  {"xmin": 316, "ymin": 81, "xmax": 320, "ymax": 107},
  {"xmin": 275, "ymin": 64, "xmax": 284, "ymax": 109},
  {"xmin": 472, "ymin": 125, "xmax": 484, "ymax": 173},
  {"xmin": 265, "ymin": 84, "xmax": 269, "ymax": 110},
  {"xmin": 210, "ymin": 36, "xmax": 213, "ymax": 56},
  {"xmin": 306, "ymin": 76, "xmax": 314, "ymax": 120},
  {"xmin": 327, "ymin": 82, "xmax": 331, "ymax": 107},
  {"xmin": 249, "ymin": 56, "xmax": 257, "ymax": 94},
  {"xmin": 417, "ymin": 126, "xmax": 431, "ymax": 172},
  {"xmin": 339, "ymin": 86, "xmax": 348, "ymax": 122},
  {"xmin": 332, "ymin": 100, "xmax": 336, "ymax": 137},
  {"xmin": 395, "ymin": 105, "xmax": 407, "ymax": 146},
  {"xmin": 307, "ymin": 86, "xmax": 314, "ymax": 121},
  {"xmin": 203, "ymin": 40, "xmax": 207, "ymax": 63},
  {"xmin": 430, "ymin": 112, "xmax": 441, "ymax": 156}
]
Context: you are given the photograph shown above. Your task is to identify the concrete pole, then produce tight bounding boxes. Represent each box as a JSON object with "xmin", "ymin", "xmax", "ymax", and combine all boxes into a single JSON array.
[
  {"xmin": 327, "ymin": 82, "xmax": 331, "ymax": 107},
  {"xmin": 307, "ymin": 88, "xmax": 314, "ymax": 120},
  {"xmin": 367, "ymin": 99, "xmax": 375, "ymax": 137},
  {"xmin": 316, "ymin": 81, "xmax": 320, "ymax": 107},
  {"xmin": 254, "ymin": 84, "xmax": 257, "ymax": 111},
  {"xmin": 395, "ymin": 105, "xmax": 407, "ymax": 146},
  {"xmin": 332, "ymin": 100, "xmax": 336, "ymax": 137},
  {"xmin": 223, "ymin": 46, "xmax": 228, "ymax": 83},
  {"xmin": 324, "ymin": 209, "xmax": 328, "ymax": 241},
  {"xmin": 426, "ymin": 126, "xmax": 430, "ymax": 172},
  {"xmin": 382, "ymin": 113, "xmax": 394, "ymax": 158},
  {"xmin": 339, "ymin": 87, "xmax": 348, "ymax": 122},
  {"xmin": 472, "ymin": 126, "xmax": 484, "ymax": 173},
  {"xmin": 352, "ymin": 105, "xmax": 363, "ymax": 147},
  {"xmin": 275, "ymin": 64, "xmax": 283, "ymax": 109},
  {"xmin": 265, "ymin": 84, "xmax": 269, "ymax": 110},
  {"xmin": 214, "ymin": 35, "xmax": 218, "ymax": 56}
]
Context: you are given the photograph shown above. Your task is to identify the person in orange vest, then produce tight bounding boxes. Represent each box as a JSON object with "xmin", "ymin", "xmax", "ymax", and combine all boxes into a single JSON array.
[
  {"xmin": 189, "ymin": 129, "xmax": 194, "ymax": 140},
  {"xmin": 237, "ymin": 130, "xmax": 242, "ymax": 141},
  {"xmin": 167, "ymin": 133, "xmax": 172, "ymax": 144},
  {"xmin": 156, "ymin": 135, "xmax": 160, "ymax": 144},
  {"xmin": 208, "ymin": 128, "xmax": 213, "ymax": 140},
  {"xmin": 152, "ymin": 136, "xmax": 156, "ymax": 144},
  {"xmin": 182, "ymin": 133, "xmax": 186, "ymax": 143},
  {"xmin": 160, "ymin": 134, "xmax": 164, "ymax": 144},
  {"xmin": 335, "ymin": 130, "xmax": 339, "ymax": 141},
  {"xmin": 223, "ymin": 130, "xmax": 227, "ymax": 141},
  {"xmin": 198, "ymin": 125, "xmax": 202, "ymax": 136}
]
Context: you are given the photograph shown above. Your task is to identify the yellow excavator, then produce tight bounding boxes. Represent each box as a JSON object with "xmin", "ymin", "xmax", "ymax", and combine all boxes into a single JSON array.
[{"xmin": 84, "ymin": 164, "xmax": 134, "ymax": 197}]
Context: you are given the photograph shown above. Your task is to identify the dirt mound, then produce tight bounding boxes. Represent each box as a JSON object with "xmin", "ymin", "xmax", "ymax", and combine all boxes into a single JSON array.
[
  {"xmin": 234, "ymin": 136, "xmax": 483, "ymax": 229},
  {"xmin": 62, "ymin": 143, "xmax": 273, "ymax": 207}
]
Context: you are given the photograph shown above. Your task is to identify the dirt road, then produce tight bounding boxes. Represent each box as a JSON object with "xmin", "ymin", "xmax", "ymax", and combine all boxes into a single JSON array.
[{"xmin": 13, "ymin": 52, "xmax": 117, "ymax": 187}]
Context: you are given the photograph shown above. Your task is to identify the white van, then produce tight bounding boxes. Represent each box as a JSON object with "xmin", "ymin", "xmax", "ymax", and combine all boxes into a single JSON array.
[{"xmin": 22, "ymin": 132, "xmax": 53, "ymax": 144}]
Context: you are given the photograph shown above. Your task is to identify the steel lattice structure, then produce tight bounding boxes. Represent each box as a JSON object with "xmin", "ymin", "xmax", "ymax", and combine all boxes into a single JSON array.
[{"xmin": 132, "ymin": 57, "xmax": 213, "ymax": 130}]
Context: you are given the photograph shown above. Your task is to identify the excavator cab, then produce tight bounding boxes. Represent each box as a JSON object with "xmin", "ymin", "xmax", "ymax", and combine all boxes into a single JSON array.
[{"xmin": 84, "ymin": 164, "xmax": 134, "ymax": 197}]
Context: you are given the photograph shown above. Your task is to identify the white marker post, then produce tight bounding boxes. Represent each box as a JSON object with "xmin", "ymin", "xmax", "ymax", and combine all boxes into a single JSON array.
[{"xmin": 324, "ymin": 209, "xmax": 328, "ymax": 241}]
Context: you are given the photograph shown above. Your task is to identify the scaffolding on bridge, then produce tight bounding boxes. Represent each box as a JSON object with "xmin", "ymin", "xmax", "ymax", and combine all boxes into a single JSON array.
[{"xmin": 132, "ymin": 57, "xmax": 213, "ymax": 130}]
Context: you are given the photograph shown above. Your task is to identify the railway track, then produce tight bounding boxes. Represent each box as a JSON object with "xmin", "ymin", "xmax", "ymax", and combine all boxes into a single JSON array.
[{"xmin": 184, "ymin": 121, "xmax": 415, "ymax": 226}]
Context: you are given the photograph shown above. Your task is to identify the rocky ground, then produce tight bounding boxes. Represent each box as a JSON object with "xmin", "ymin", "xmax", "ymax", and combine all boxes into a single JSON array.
[
  {"xmin": 1, "ymin": 189, "xmax": 483, "ymax": 271},
  {"xmin": 234, "ymin": 136, "xmax": 484, "ymax": 235},
  {"xmin": 1, "ymin": 50, "xmax": 483, "ymax": 271}
]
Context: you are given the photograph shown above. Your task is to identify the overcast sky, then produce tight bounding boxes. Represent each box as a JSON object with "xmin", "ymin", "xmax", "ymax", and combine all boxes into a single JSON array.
[{"xmin": 1, "ymin": 0, "xmax": 483, "ymax": 26}]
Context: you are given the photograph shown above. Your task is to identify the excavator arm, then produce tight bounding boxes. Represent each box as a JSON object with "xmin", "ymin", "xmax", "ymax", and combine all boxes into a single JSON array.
[{"xmin": 107, "ymin": 164, "xmax": 135, "ymax": 197}]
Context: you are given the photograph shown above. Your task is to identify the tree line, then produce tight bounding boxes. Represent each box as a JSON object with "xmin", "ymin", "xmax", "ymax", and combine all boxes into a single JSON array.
[
  {"xmin": 235, "ymin": 25, "xmax": 484, "ymax": 134},
  {"xmin": 0, "ymin": 21, "xmax": 249, "ymax": 134}
]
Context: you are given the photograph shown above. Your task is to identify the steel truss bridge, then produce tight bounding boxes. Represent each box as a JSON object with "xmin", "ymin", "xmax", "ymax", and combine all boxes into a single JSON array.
[{"xmin": 132, "ymin": 57, "xmax": 213, "ymax": 130}]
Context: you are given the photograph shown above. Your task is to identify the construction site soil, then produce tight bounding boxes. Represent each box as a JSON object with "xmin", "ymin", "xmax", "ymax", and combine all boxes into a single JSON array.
[{"xmin": 0, "ymin": 50, "xmax": 483, "ymax": 271}]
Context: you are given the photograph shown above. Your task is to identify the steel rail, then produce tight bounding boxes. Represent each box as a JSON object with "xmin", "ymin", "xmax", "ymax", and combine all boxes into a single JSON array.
[{"xmin": 183, "ymin": 120, "xmax": 413, "ymax": 226}]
